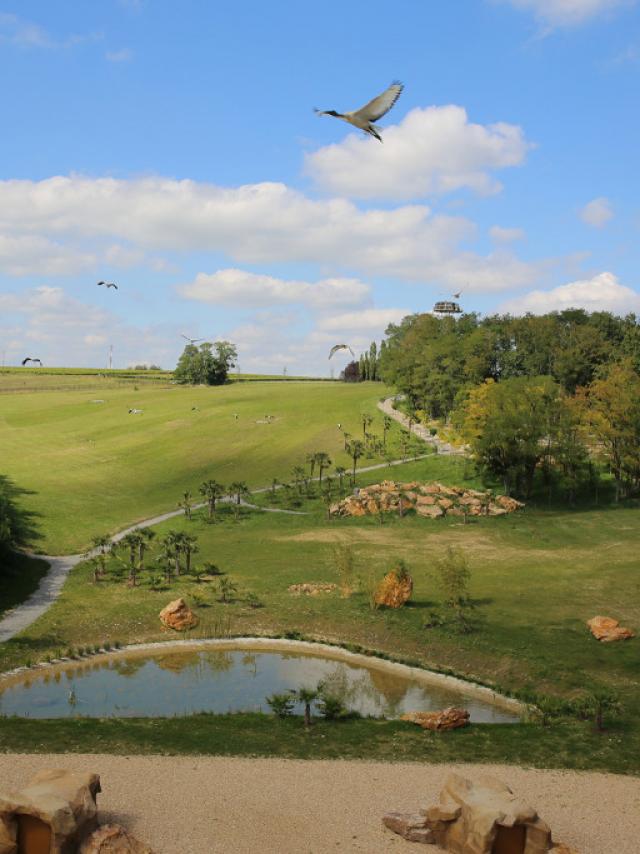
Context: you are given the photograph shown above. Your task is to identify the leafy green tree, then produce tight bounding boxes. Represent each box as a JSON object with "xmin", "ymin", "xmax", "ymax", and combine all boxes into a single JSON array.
[
  {"xmin": 174, "ymin": 341, "xmax": 237, "ymax": 385},
  {"xmin": 199, "ymin": 480, "xmax": 226, "ymax": 519},
  {"xmin": 434, "ymin": 546, "xmax": 473, "ymax": 632}
]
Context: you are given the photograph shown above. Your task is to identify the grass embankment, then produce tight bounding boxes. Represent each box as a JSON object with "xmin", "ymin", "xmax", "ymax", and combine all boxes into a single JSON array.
[
  {"xmin": 1, "ymin": 454, "xmax": 638, "ymax": 772},
  {"xmin": 0, "ymin": 380, "xmax": 393, "ymax": 553}
]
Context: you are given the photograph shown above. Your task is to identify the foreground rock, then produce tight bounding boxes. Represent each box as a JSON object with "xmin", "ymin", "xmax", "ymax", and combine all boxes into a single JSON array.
[
  {"xmin": 331, "ymin": 481, "xmax": 524, "ymax": 519},
  {"xmin": 383, "ymin": 773, "xmax": 556, "ymax": 852},
  {"xmin": 400, "ymin": 708, "xmax": 470, "ymax": 732},
  {"xmin": 159, "ymin": 598, "xmax": 199, "ymax": 631},
  {"xmin": 374, "ymin": 566, "xmax": 413, "ymax": 608},
  {"xmin": 587, "ymin": 615, "xmax": 635, "ymax": 642},
  {"xmin": 0, "ymin": 768, "xmax": 101, "ymax": 853},
  {"xmin": 80, "ymin": 823, "xmax": 154, "ymax": 853}
]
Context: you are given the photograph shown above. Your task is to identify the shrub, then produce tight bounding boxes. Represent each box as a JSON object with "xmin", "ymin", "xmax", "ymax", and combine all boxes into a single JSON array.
[
  {"xmin": 244, "ymin": 592, "xmax": 264, "ymax": 609},
  {"xmin": 266, "ymin": 692, "xmax": 296, "ymax": 718},
  {"xmin": 317, "ymin": 693, "xmax": 348, "ymax": 720}
]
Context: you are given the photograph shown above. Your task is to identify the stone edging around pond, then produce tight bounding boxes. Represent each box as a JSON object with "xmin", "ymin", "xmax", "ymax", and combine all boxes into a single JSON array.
[{"xmin": 0, "ymin": 636, "xmax": 526, "ymax": 717}]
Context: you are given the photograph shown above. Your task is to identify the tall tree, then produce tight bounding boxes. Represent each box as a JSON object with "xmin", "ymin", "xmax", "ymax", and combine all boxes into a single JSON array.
[
  {"xmin": 174, "ymin": 341, "xmax": 237, "ymax": 385},
  {"xmin": 229, "ymin": 481, "xmax": 251, "ymax": 520},
  {"xmin": 199, "ymin": 480, "xmax": 226, "ymax": 519},
  {"xmin": 314, "ymin": 452, "xmax": 332, "ymax": 486},
  {"xmin": 346, "ymin": 439, "xmax": 364, "ymax": 485}
]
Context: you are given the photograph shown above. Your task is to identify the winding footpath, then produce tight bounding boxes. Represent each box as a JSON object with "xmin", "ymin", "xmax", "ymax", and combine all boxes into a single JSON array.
[
  {"xmin": 0, "ymin": 399, "xmax": 442, "ymax": 644},
  {"xmin": 377, "ymin": 395, "xmax": 467, "ymax": 456}
]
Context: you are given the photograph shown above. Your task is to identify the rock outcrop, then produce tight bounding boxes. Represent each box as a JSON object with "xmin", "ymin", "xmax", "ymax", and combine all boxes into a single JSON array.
[
  {"xmin": 400, "ymin": 707, "xmax": 470, "ymax": 731},
  {"xmin": 587, "ymin": 615, "xmax": 635, "ymax": 642},
  {"xmin": 330, "ymin": 481, "xmax": 523, "ymax": 519},
  {"xmin": 80, "ymin": 824, "xmax": 154, "ymax": 853},
  {"xmin": 159, "ymin": 598, "xmax": 199, "ymax": 631},
  {"xmin": 288, "ymin": 582, "xmax": 337, "ymax": 596},
  {"xmin": 374, "ymin": 567, "xmax": 413, "ymax": 608},
  {"xmin": 0, "ymin": 768, "xmax": 101, "ymax": 854},
  {"xmin": 383, "ymin": 773, "xmax": 555, "ymax": 852}
]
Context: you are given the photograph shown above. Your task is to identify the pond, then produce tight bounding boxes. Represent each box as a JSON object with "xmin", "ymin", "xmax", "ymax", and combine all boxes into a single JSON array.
[{"xmin": 0, "ymin": 643, "xmax": 521, "ymax": 722}]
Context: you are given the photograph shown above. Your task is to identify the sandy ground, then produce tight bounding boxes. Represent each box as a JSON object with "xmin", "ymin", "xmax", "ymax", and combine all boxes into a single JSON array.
[{"xmin": 1, "ymin": 755, "xmax": 639, "ymax": 853}]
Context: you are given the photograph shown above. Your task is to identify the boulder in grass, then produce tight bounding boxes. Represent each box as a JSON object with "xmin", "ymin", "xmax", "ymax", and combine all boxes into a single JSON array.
[
  {"xmin": 587, "ymin": 616, "xmax": 634, "ymax": 643},
  {"xmin": 159, "ymin": 598, "xmax": 199, "ymax": 631},
  {"xmin": 401, "ymin": 707, "xmax": 470, "ymax": 731}
]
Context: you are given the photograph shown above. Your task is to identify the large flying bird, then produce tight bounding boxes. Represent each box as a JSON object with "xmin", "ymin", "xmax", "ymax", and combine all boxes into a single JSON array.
[
  {"xmin": 97, "ymin": 281, "xmax": 118, "ymax": 289},
  {"xmin": 328, "ymin": 344, "xmax": 355, "ymax": 360},
  {"xmin": 181, "ymin": 334, "xmax": 204, "ymax": 344},
  {"xmin": 314, "ymin": 81, "xmax": 403, "ymax": 142},
  {"xmin": 21, "ymin": 357, "xmax": 42, "ymax": 366}
]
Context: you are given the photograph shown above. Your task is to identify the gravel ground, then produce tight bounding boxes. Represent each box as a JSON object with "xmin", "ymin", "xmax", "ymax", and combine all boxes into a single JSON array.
[{"xmin": 1, "ymin": 755, "xmax": 638, "ymax": 853}]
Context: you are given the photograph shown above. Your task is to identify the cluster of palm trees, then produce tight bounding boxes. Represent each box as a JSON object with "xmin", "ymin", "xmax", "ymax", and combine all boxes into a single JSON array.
[
  {"xmin": 198, "ymin": 479, "xmax": 251, "ymax": 521},
  {"xmin": 87, "ymin": 528, "xmax": 200, "ymax": 587}
]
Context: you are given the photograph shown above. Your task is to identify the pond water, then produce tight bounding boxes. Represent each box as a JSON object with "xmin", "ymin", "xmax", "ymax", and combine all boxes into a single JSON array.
[{"xmin": 0, "ymin": 647, "xmax": 520, "ymax": 722}]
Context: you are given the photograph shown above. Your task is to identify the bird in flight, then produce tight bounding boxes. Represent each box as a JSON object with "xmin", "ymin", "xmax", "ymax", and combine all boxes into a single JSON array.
[
  {"xmin": 328, "ymin": 344, "xmax": 355, "ymax": 360},
  {"xmin": 181, "ymin": 334, "xmax": 204, "ymax": 344},
  {"xmin": 453, "ymin": 291, "xmax": 462, "ymax": 299},
  {"xmin": 315, "ymin": 81, "xmax": 403, "ymax": 142},
  {"xmin": 21, "ymin": 357, "xmax": 43, "ymax": 366},
  {"xmin": 97, "ymin": 281, "xmax": 118, "ymax": 289}
]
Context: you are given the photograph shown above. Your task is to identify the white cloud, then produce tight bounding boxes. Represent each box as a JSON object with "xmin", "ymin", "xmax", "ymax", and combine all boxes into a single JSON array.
[
  {"xmin": 579, "ymin": 197, "xmax": 613, "ymax": 228},
  {"xmin": 0, "ymin": 235, "xmax": 96, "ymax": 276},
  {"xmin": 0, "ymin": 175, "xmax": 540, "ymax": 290},
  {"xmin": 498, "ymin": 0, "xmax": 633, "ymax": 26},
  {"xmin": 306, "ymin": 106, "xmax": 531, "ymax": 201},
  {"xmin": 499, "ymin": 272, "xmax": 640, "ymax": 315},
  {"xmin": 106, "ymin": 48, "xmax": 133, "ymax": 62},
  {"xmin": 318, "ymin": 308, "xmax": 410, "ymax": 333},
  {"xmin": 0, "ymin": 13, "xmax": 101, "ymax": 49},
  {"xmin": 490, "ymin": 225, "xmax": 525, "ymax": 243},
  {"xmin": 179, "ymin": 269, "xmax": 371, "ymax": 310}
]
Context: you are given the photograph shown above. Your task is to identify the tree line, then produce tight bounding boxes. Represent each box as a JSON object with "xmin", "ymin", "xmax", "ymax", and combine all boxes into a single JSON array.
[{"xmin": 379, "ymin": 309, "xmax": 640, "ymax": 501}]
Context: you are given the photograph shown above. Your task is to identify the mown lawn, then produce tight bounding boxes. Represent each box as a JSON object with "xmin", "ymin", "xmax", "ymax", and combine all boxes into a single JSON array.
[
  {"xmin": 1, "ymin": 454, "xmax": 638, "ymax": 772},
  {"xmin": 0, "ymin": 380, "xmax": 395, "ymax": 553}
]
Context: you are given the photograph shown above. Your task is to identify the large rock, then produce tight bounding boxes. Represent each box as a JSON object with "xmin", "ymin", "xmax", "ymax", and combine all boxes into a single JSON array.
[
  {"xmin": 383, "ymin": 773, "xmax": 554, "ymax": 853},
  {"xmin": 381, "ymin": 812, "xmax": 435, "ymax": 844},
  {"xmin": 80, "ymin": 824, "xmax": 154, "ymax": 853},
  {"xmin": 374, "ymin": 568, "xmax": 413, "ymax": 609},
  {"xmin": 0, "ymin": 768, "xmax": 101, "ymax": 854},
  {"xmin": 401, "ymin": 707, "xmax": 470, "ymax": 731},
  {"xmin": 415, "ymin": 503, "xmax": 444, "ymax": 519},
  {"xmin": 587, "ymin": 616, "xmax": 635, "ymax": 642},
  {"xmin": 159, "ymin": 598, "xmax": 199, "ymax": 631}
]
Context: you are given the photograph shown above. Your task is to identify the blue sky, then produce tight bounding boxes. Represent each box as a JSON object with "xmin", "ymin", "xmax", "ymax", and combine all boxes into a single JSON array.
[{"xmin": 0, "ymin": 0, "xmax": 638, "ymax": 374}]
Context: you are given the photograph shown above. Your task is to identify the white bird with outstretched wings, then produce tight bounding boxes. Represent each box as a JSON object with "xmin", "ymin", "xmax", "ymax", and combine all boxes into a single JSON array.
[
  {"xmin": 315, "ymin": 81, "xmax": 403, "ymax": 142},
  {"xmin": 328, "ymin": 344, "xmax": 355, "ymax": 360}
]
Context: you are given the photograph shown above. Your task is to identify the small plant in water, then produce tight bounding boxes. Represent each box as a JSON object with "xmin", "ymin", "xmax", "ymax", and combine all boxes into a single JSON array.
[{"xmin": 265, "ymin": 692, "xmax": 296, "ymax": 718}]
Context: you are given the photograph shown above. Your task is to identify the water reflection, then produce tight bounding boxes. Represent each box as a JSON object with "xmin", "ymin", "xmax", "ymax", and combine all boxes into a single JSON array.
[{"xmin": 0, "ymin": 648, "xmax": 519, "ymax": 723}]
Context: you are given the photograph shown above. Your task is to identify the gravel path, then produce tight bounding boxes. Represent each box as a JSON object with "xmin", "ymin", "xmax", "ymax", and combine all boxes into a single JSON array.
[
  {"xmin": 378, "ymin": 396, "xmax": 466, "ymax": 456},
  {"xmin": 1, "ymin": 754, "xmax": 638, "ymax": 853}
]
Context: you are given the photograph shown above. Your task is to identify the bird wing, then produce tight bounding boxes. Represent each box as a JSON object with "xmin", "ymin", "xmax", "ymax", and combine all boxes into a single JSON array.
[
  {"xmin": 97, "ymin": 281, "xmax": 105, "ymax": 286},
  {"xmin": 329, "ymin": 344, "xmax": 353, "ymax": 359},
  {"xmin": 109, "ymin": 283, "xmax": 118, "ymax": 289},
  {"xmin": 352, "ymin": 82, "xmax": 403, "ymax": 123},
  {"xmin": 21, "ymin": 358, "xmax": 29, "ymax": 365}
]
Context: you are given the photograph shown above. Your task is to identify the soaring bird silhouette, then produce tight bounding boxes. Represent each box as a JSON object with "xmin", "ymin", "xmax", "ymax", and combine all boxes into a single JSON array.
[
  {"xmin": 21, "ymin": 357, "xmax": 42, "ymax": 366},
  {"xmin": 453, "ymin": 291, "xmax": 462, "ymax": 299},
  {"xmin": 97, "ymin": 281, "xmax": 118, "ymax": 289},
  {"xmin": 181, "ymin": 334, "xmax": 204, "ymax": 344},
  {"xmin": 328, "ymin": 344, "xmax": 355, "ymax": 360},
  {"xmin": 315, "ymin": 81, "xmax": 403, "ymax": 142}
]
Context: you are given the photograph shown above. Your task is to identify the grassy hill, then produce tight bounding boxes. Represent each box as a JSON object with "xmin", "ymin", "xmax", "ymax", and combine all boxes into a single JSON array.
[{"xmin": 0, "ymin": 379, "xmax": 391, "ymax": 553}]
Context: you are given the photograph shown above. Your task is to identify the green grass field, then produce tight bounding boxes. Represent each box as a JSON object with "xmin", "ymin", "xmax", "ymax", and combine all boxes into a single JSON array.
[
  {"xmin": 0, "ymin": 379, "xmax": 392, "ymax": 553},
  {"xmin": 1, "ymin": 376, "xmax": 639, "ymax": 771}
]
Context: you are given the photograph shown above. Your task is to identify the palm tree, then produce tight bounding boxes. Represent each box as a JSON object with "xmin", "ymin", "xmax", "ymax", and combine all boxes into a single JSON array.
[
  {"xmin": 164, "ymin": 529, "xmax": 185, "ymax": 576},
  {"xmin": 321, "ymin": 477, "xmax": 336, "ymax": 519},
  {"xmin": 181, "ymin": 533, "xmax": 199, "ymax": 574},
  {"xmin": 229, "ymin": 481, "xmax": 251, "ymax": 520},
  {"xmin": 399, "ymin": 434, "xmax": 410, "ymax": 461},
  {"xmin": 270, "ymin": 477, "xmax": 280, "ymax": 497},
  {"xmin": 361, "ymin": 413, "xmax": 373, "ymax": 439},
  {"xmin": 291, "ymin": 465, "xmax": 307, "ymax": 495},
  {"xmin": 296, "ymin": 686, "xmax": 318, "ymax": 728},
  {"xmin": 177, "ymin": 490, "xmax": 194, "ymax": 520},
  {"xmin": 118, "ymin": 531, "xmax": 144, "ymax": 586},
  {"xmin": 382, "ymin": 415, "xmax": 392, "ymax": 448},
  {"xmin": 199, "ymin": 479, "xmax": 226, "ymax": 519},
  {"xmin": 137, "ymin": 528, "xmax": 155, "ymax": 571},
  {"xmin": 346, "ymin": 439, "xmax": 364, "ymax": 485},
  {"xmin": 314, "ymin": 452, "xmax": 332, "ymax": 487},
  {"xmin": 335, "ymin": 466, "xmax": 347, "ymax": 492},
  {"xmin": 156, "ymin": 539, "xmax": 175, "ymax": 584},
  {"xmin": 87, "ymin": 534, "xmax": 111, "ymax": 582},
  {"xmin": 217, "ymin": 576, "xmax": 237, "ymax": 603},
  {"xmin": 305, "ymin": 452, "xmax": 317, "ymax": 480},
  {"xmin": 342, "ymin": 432, "xmax": 351, "ymax": 452}
]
